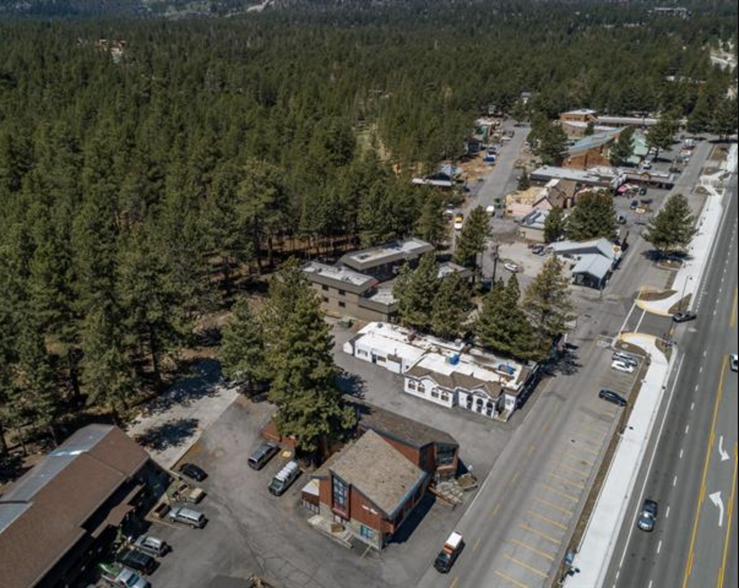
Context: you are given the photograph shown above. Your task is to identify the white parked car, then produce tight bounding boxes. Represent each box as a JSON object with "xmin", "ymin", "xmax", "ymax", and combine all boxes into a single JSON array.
[
  {"xmin": 611, "ymin": 360, "xmax": 635, "ymax": 374},
  {"xmin": 504, "ymin": 262, "xmax": 520, "ymax": 273},
  {"xmin": 486, "ymin": 205, "xmax": 496, "ymax": 216}
]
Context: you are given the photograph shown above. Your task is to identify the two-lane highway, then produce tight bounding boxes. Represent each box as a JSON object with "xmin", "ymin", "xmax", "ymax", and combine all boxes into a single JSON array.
[{"xmin": 605, "ymin": 177, "xmax": 738, "ymax": 588}]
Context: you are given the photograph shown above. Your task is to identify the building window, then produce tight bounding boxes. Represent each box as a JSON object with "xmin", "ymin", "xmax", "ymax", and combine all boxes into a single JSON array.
[
  {"xmin": 441, "ymin": 391, "xmax": 450, "ymax": 402},
  {"xmin": 359, "ymin": 525, "xmax": 375, "ymax": 540},
  {"xmin": 322, "ymin": 296, "xmax": 329, "ymax": 303},
  {"xmin": 431, "ymin": 388, "xmax": 440, "ymax": 399},
  {"xmin": 338, "ymin": 289, "xmax": 346, "ymax": 296},
  {"xmin": 436, "ymin": 444, "xmax": 456, "ymax": 467},
  {"xmin": 332, "ymin": 476, "xmax": 348, "ymax": 511},
  {"xmin": 338, "ymin": 301, "xmax": 346, "ymax": 308},
  {"xmin": 417, "ymin": 383, "xmax": 426, "ymax": 394},
  {"xmin": 322, "ymin": 285, "xmax": 329, "ymax": 291}
]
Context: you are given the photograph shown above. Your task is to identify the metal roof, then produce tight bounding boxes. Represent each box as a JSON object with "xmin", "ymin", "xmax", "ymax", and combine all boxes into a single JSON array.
[{"xmin": 572, "ymin": 254, "xmax": 613, "ymax": 281}]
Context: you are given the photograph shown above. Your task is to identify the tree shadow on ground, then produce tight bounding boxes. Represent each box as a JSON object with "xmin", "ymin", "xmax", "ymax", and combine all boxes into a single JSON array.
[
  {"xmin": 336, "ymin": 371, "xmax": 367, "ymax": 400},
  {"xmin": 544, "ymin": 348, "xmax": 582, "ymax": 377},
  {"xmin": 0, "ymin": 452, "xmax": 27, "ymax": 486},
  {"xmin": 135, "ymin": 359, "xmax": 223, "ymax": 419},
  {"xmin": 133, "ymin": 417, "xmax": 200, "ymax": 452},
  {"xmin": 388, "ymin": 493, "xmax": 437, "ymax": 546}
]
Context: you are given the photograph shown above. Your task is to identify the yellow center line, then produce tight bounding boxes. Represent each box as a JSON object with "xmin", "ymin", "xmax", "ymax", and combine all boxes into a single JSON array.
[
  {"xmin": 508, "ymin": 471, "xmax": 521, "ymax": 487},
  {"xmin": 494, "ymin": 569, "xmax": 530, "ymax": 588},
  {"xmin": 526, "ymin": 510, "xmax": 569, "ymax": 530},
  {"xmin": 520, "ymin": 524, "xmax": 562, "ymax": 546},
  {"xmin": 558, "ymin": 462, "xmax": 590, "ymax": 477},
  {"xmin": 491, "ymin": 502, "xmax": 502, "ymax": 517},
  {"xmin": 503, "ymin": 554, "xmax": 549, "ymax": 578},
  {"xmin": 683, "ymin": 354, "xmax": 729, "ymax": 588},
  {"xmin": 718, "ymin": 443, "xmax": 738, "ymax": 588},
  {"xmin": 510, "ymin": 538, "xmax": 556, "ymax": 561},
  {"xmin": 533, "ymin": 496, "xmax": 575, "ymax": 516},
  {"xmin": 540, "ymin": 483, "xmax": 581, "ymax": 503},
  {"xmin": 730, "ymin": 288, "xmax": 737, "ymax": 328},
  {"xmin": 549, "ymin": 472, "xmax": 586, "ymax": 490}
]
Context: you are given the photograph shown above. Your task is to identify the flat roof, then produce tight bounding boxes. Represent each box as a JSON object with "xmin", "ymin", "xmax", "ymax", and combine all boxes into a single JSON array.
[
  {"xmin": 531, "ymin": 166, "xmax": 605, "ymax": 185},
  {"xmin": 340, "ymin": 239, "xmax": 434, "ymax": 271},
  {"xmin": 568, "ymin": 129, "xmax": 621, "ymax": 155},
  {"xmin": 303, "ymin": 261, "xmax": 376, "ymax": 291},
  {"xmin": 572, "ymin": 254, "xmax": 613, "ymax": 280},
  {"xmin": 549, "ymin": 238, "xmax": 620, "ymax": 262}
]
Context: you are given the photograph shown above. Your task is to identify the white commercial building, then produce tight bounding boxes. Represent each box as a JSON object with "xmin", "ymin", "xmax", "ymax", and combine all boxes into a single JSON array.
[{"xmin": 344, "ymin": 323, "xmax": 540, "ymax": 421}]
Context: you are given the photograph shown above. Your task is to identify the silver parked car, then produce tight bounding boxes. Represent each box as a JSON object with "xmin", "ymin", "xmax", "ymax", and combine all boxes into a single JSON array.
[
  {"xmin": 134, "ymin": 534, "xmax": 170, "ymax": 557},
  {"xmin": 168, "ymin": 506, "xmax": 207, "ymax": 528}
]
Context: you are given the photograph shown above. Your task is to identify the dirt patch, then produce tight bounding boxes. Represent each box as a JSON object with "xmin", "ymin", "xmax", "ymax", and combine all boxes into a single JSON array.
[
  {"xmin": 655, "ymin": 338, "xmax": 674, "ymax": 361},
  {"xmin": 657, "ymin": 258, "xmax": 683, "ymax": 271},
  {"xmin": 638, "ymin": 289, "xmax": 676, "ymax": 301},
  {"xmin": 668, "ymin": 294, "xmax": 692, "ymax": 314}
]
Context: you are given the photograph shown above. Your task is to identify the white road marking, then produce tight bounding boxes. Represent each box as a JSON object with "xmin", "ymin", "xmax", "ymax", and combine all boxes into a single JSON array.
[
  {"xmin": 657, "ymin": 540, "xmax": 662, "ymax": 554},
  {"xmin": 685, "ymin": 425, "xmax": 690, "ymax": 434},
  {"xmin": 709, "ymin": 492, "xmax": 725, "ymax": 527},
  {"xmin": 666, "ymin": 505, "xmax": 671, "ymax": 518},
  {"xmin": 719, "ymin": 436, "xmax": 730, "ymax": 462},
  {"xmin": 680, "ymin": 448, "xmax": 684, "ymax": 459},
  {"xmin": 674, "ymin": 475, "xmax": 678, "ymax": 487},
  {"xmin": 691, "ymin": 401, "xmax": 695, "ymax": 411},
  {"xmin": 648, "ymin": 580, "xmax": 653, "ymax": 588}
]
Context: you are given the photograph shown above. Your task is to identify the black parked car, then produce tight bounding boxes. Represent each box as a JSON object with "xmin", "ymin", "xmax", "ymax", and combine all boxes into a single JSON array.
[
  {"xmin": 673, "ymin": 311, "xmax": 697, "ymax": 323},
  {"xmin": 178, "ymin": 463, "xmax": 207, "ymax": 482},
  {"xmin": 117, "ymin": 549, "xmax": 157, "ymax": 575},
  {"xmin": 599, "ymin": 389, "xmax": 627, "ymax": 407}
]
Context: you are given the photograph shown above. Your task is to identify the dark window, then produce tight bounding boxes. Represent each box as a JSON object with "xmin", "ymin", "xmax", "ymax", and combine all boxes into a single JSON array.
[
  {"xmin": 322, "ymin": 296, "xmax": 329, "ymax": 303},
  {"xmin": 332, "ymin": 476, "xmax": 348, "ymax": 511},
  {"xmin": 322, "ymin": 285, "xmax": 329, "ymax": 291},
  {"xmin": 338, "ymin": 289, "xmax": 346, "ymax": 296},
  {"xmin": 436, "ymin": 444, "xmax": 456, "ymax": 467},
  {"xmin": 339, "ymin": 301, "xmax": 346, "ymax": 308}
]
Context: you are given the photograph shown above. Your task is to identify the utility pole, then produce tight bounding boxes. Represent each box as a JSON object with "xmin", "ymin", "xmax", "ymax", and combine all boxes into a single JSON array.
[{"xmin": 490, "ymin": 242, "xmax": 500, "ymax": 284}]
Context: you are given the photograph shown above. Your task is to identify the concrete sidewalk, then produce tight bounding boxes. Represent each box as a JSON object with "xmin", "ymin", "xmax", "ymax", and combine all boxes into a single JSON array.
[
  {"xmin": 564, "ymin": 334, "xmax": 675, "ymax": 588},
  {"xmin": 126, "ymin": 359, "xmax": 239, "ymax": 468}
]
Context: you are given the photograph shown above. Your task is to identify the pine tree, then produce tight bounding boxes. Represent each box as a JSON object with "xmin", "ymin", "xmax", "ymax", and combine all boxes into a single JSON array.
[
  {"xmin": 431, "ymin": 273, "xmax": 471, "ymax": 340},
  {"xmin": 517, "ymin": 168, "xmax": 531, "ymax": 191},
  {"xmin": 523, "ymin": 257, "xmax": 574, "ymax": 355},
  {"xmin": 567, "ymin": 190, "xmax": 618, "ymax": 241},
  {"xmin": 220, "ymin": 297, "xmax": 269, "ymax": 391},
  {"xmin": 687, "ymin": 93, "xmax": 712, "ymax": 135},
  {"xmin": 584, "ymin": 121, "xmax": 595, "ymax": 136},
  {"xmin": 454, "ymin": 206, "xmax": 490, "ymax": 271},
  {"xmin": 416, "ymin": 190, "xmax": 448, "ymax": 246},
  {"xmin": 711, "ymin": 98, "xmax": 739, "ymax": 141},
  {"xmin": 544, "ymin": 207, "xmax": 567, "ymax": 244},
  {"xmin": 476, "ymin": 276, "xmax": 535, "ymax": 360},
  {"xmin": 646, "ymin": 114, "xmax": 677, "ymax": 160},
  {"xmin": 265, "ymin": 263, "xmax": 355, "ymax": 456},
  {"xmin": 643, "ymin": 193, "xmax": 697, "ymax": 256},
  {"xmin": 610, "ymin": 127, "xmax": 635, "ymax": 167},
  {"xmin": 80, "ymin": 304, "xmax": 137, "ymax": 424},
  {"xmin": 537, "ymin": 124, "xmax": 569, "ymax": 166},
  {"xmin": 394, "ymin": 253, "xmax": 441, "ymax": 333}
]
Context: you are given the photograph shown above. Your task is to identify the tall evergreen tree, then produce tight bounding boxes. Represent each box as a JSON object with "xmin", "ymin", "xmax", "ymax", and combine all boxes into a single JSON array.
[
  {"xmin": 416, "ymin": 191, "xmax": 448, "ymax": 246},
  {"xmin": 646, "ymin": 113, "xmax": 677, "ymax": 159},
  {"xmin": 537, "ymin": 124, "xmax": 569, "ymax": 166},
  {"xmin": 687, "ymin": 93, "xmax": 712, "ymax": 135},
  {"xmin": 454, "ymin": 206, "xmax": 490, "ymax": 271},
  {"xmin": 220, "ymin": 297, "xmax": 268, "ymax": 391},
  {"xmin": 544, "ymin": 207, "xmax": 567, "ymax": 244},
  {"xmin": 523, "ymin": 257, "xmax": 574, "ymax": 355},
  {"xmin": 476, "ymin": 276, "xmax": 536, "ymax": 360},
  {"xmin": 711, "ymin": 98, "xmax": 739, "ymax": 140},
  {"xmin": 431, "ymin": 274, "xmax": 471, "ymax": 340},
  {"xmin": 643, "ymin": 193, "xmax": 697, "ymax": 256},
  {"xmin": 610, "ymin": 126, "xmax": 635, "ymax": 167},
  {"xmin": 567, "ymin": 190, "xmax": 618, "ymax": 241},
  {"xmin": 517, "ymin": 168, "xmax": 531, "ymax": 191},
  {"xmin": 265, "ymin": 263, "xmax": 355, "ymax": 455},
  {"xmin": 394, "ymin": 253, "xmax": 440, "ymax": 333}
]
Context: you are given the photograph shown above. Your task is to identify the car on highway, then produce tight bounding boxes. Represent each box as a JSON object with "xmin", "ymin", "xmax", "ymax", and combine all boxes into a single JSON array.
[
  {"xmin": 599, "ymin": 389, "xmax": 627, "ymax": 407},
  {"xmin": 732, "ymin": 354, "xmax": 738, "ymax": 372},
  {"xmin": 504, "ymin": 262, "xmax": 520, "ymax": 273},
  {"xmin": 454, "ymin": 214, "xmax": 465, "ymax": 231},
  {"xmin": 178, "ymin": 462, "xmax": 207, "ymax": 482},
  {"xmin": 611, "ymin": 361, "xmax": 635, "ymax": 374},
  {"xmin": 612, "ymin": 351, "xmax": 638, "ymax": 367},
  {"xmin": 637, "ymin": 499, "xmax": 659, "ymax": 532},
  {"xmin": 673, "ymin": 311, "xmax": 697, "ymax": 323}
]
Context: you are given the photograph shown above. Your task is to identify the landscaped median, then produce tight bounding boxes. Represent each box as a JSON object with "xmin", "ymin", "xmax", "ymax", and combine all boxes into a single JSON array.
[{"xmin": 561, "ymin": 333, "xmax": 676, "ymax": 588}]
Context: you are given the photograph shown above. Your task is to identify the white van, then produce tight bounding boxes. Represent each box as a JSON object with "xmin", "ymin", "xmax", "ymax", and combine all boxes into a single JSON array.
[{"xmin": 269, "ymin": 461, "xmax": 301, "ymax": 496}]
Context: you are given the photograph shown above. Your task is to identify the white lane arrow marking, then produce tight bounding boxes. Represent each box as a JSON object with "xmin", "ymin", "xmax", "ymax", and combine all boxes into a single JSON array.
[
  {"xmin": 709, "ymin": 492, "xmax": 725, "ymax": 527},
  {"xmin": 718, "ymin": 436, "xmax": 730, "ymax": 462}
]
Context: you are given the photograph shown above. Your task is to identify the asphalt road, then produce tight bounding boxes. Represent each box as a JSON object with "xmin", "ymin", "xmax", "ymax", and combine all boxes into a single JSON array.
[
  {"xmin": 414, "ymin": 139, "xmax": 720, "ymax": 588},
  {"xmin": 605, "ymin": 176, "xmax": 738, "ymax": 588}
]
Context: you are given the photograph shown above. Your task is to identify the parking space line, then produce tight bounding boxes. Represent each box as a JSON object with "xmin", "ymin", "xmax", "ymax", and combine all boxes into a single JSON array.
[
  {"xmin": 504, "ymin": 554, "xmax": 548, "ymax": 578},
  {"xmin": 520, "ymin": 524, "xmax": 562, "ymax": 546},
  {"xmin": 563, "ymin": 451, "xmax": 595, "ymax": 466},
  {"xmin": 449, "ymin": 577, "xmax": 459, "ymax": 588},
  {"xmin": 540, "ymin": 483, "xmax": 580, "ymax": 502},
  {"xmin": 526, "ymin": 510, "xmax": 568, "ymax": 530},
  {"xmin": 571, "ymin": 444, "xmax": 601, "ymax": 457},
  {"xmin": 526, "ymin": 444, "xmax": 536, "ymax": 457},
  {"xmin": 494, "ymin": 569, "xmax": 529, "ymax": 588},
  {"xmin": 533, "ymin": 496, "xmax": 575, "ymax": 516},
  {"xmin": 491, "ymin": 502, "xmax": 502, "ymax": 517},
  {"xmin": 508, "ymin": 470, "xmax": 522, "ymax": 487},
  {"xmin": 510, "ymin": 538, "xmax": 556, "ymax": 561},
  {"xmin": 360, "ymin": 544, "xmax": 373, "ymax": 559},
  {"xmin": 472, "ymin": 538, "xmax": 482, "ymax": 551},
  {"xmin": 549, "ymin": 472, "xmax": 586, "ymax": 490},
  {"xmin": 558, "ymin": 462, "xmax": 590, "ymax": 477}
]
